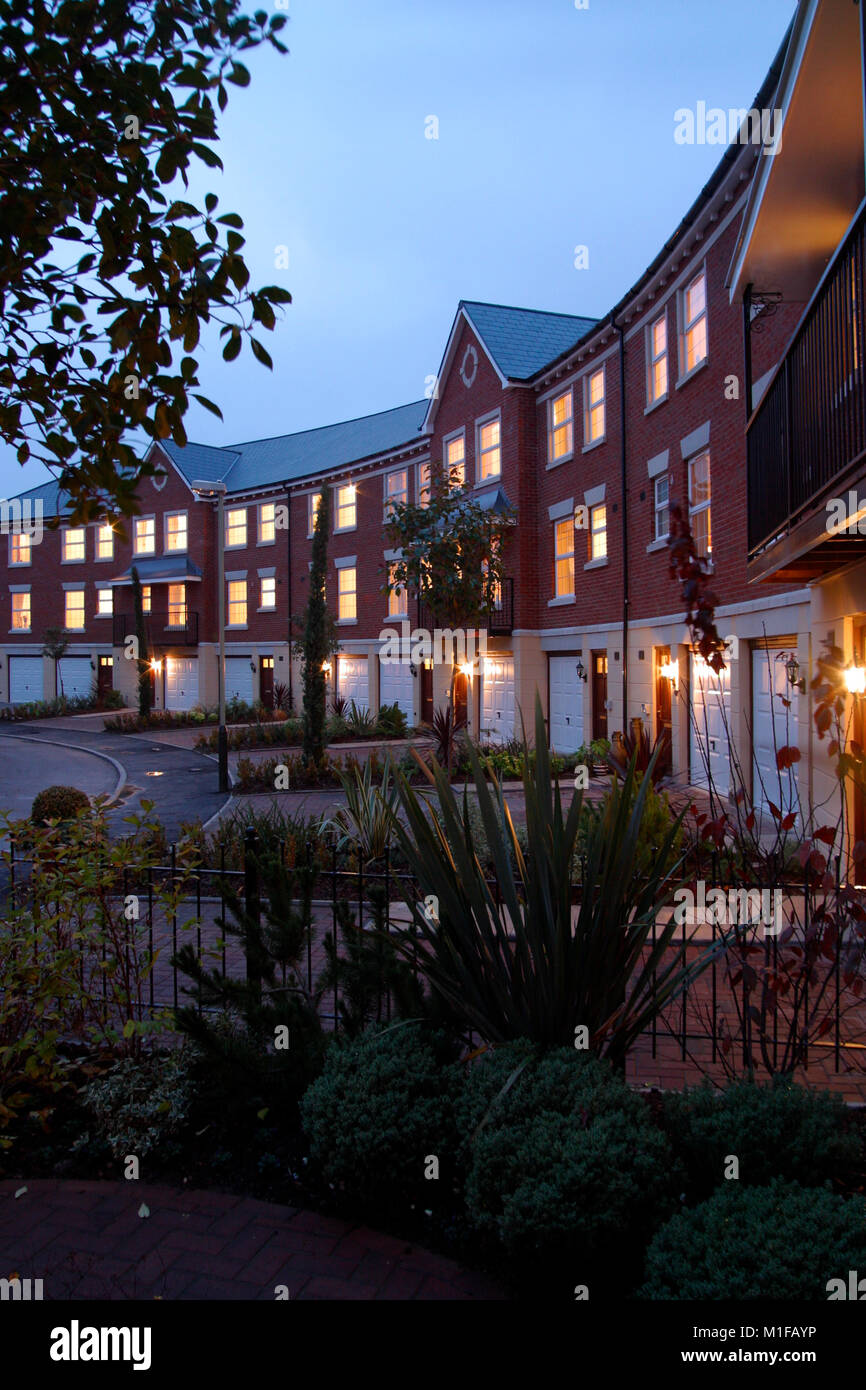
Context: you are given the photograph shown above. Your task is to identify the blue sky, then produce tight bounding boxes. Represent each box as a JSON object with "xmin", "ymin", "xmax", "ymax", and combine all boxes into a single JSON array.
[{"xmin": 1, "ymin": 0, "xmax": 797, "ymax": 497}]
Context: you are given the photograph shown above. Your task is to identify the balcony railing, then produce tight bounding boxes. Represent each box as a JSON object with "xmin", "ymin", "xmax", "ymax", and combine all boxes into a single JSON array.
[
  {"xmin": 112, "ymin": 609, "xmax": 199, "ymax": 647},
  {"xmin": 416, "ymin": 577, "xmax": 514, "ymax": 640},
  {"xmin": 747, "ymin": 197, "xmax": 866, "ymax": 558}
]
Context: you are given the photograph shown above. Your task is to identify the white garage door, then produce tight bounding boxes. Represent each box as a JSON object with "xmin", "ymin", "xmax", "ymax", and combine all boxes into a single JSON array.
[
  {"xmin": 690, "ymin": 653, "xmax": 732, "ymax": 796},
  {"xmin": 549, "ymin": 656, "xmax": 584, "ymax": 753},
  {"xmin": 338, "ymin": 655, "xmax": 369, "ymax": 712},
  {"xmin": 225, "ymin": 657, "xmax": 254, "ymax": 707},
  {"xmin": 9, "ymin": 657, "xmax": 44, "ymax": 704},
  {"xmin": 58, "ymin": 657, "xmax": 93, "ymax": 700},
  {"xmin": 379, "ymin": 656, "xmax": 414, "ymax": 724},
  {"xmin": 481, "ymin": 656, "xmax": 515, "ymax": 745},
  {"xmin": 752, "ymin": 646, "xmax": 799, "ymax": 817},
  {"xmin": 165, "ymin": 656, "xmax": 199, "ymax": 711}
]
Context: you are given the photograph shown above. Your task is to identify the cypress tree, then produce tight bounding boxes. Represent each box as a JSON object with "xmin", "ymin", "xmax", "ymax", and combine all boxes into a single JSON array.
[
  {"xmin": 302, "ymin": 487, "xmax": 331, "ymax": 764},
  {"xmin": 131, "ymin": 565, "xmax": 151, "ymax": 718}
]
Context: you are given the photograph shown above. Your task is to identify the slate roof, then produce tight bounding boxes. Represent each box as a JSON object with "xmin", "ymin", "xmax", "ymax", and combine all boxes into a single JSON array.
[{"xmin": 460, "ymin": 301, "xmax": 598, "ymax": 381}]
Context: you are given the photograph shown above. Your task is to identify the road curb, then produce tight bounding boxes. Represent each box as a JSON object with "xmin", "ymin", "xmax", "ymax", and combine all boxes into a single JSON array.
[{"xmin": 1, "ymin": 735, "xmax": 127, "ymax": 807}]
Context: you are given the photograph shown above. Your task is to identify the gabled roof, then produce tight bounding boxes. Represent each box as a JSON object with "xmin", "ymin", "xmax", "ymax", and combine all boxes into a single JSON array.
[{"xmin": 460, "ymin": 301, "xmax": 598, "ymax": 382}]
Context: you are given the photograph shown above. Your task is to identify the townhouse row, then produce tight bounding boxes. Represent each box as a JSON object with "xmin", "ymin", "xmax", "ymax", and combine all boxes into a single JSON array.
[{"xmin": 2, "ymin": 8, "xmax": 862, "ymax": 849}]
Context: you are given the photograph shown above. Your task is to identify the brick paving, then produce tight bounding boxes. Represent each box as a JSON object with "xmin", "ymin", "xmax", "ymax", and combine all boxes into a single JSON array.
[{"xmin": 0, "ymin": 1179, "xmax": 506, "ymax": 1301}]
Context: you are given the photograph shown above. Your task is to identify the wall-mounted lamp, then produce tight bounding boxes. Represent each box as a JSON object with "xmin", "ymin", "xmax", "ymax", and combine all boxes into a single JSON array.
[
  {"xmin": 660, "ymin": 659, "xmax": 678, "ymax": 694},
  {"xmin": 784, "ymin": 654, "xmax": 805, "ymax": 694},
  {"xmin": 845, "ymin": 661, "xmax": 866, "ymax": 696},
  {"xmin": 150, "ymin": 657, "xmax": 163, "ymax": 675},
  {"xmin": 458, "ymin": 660, "xmax": 474, "ymax": 679},
  {"xmin": 90, "ymin": 659, "xmax": 96, "ymax": 671},
  {"xmin": 321, "ymin": 660, "xmax": 332, "ymax": 675},
  {"xmin": 250, "ymin": 660, "xmax": 257, "ymax": 673},
  {"xmin": 409, "ymin": 661, "xmax": 419, "ymax": 679},
  {"xmin": 575, "ymin": 659, "xmax": 587, "ymax": 683}
]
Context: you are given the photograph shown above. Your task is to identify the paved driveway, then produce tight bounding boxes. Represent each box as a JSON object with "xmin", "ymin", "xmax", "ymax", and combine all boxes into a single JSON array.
[{"xmin": 0, "ymin": 736, "xmax": 118, "ymax": 822}]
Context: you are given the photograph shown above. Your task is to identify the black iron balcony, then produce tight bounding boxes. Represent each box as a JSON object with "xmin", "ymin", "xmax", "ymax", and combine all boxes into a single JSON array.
[
  {"xmin": 747, "ymin": 197, "xmax": 866, "ymax": 577},
  {"xmin": 112, "ymin": 609, "xmax": 199, "ymax": 647},
  {"xmin": 416, "ymin": 578, "xmax": 514, "ymax": 639}
]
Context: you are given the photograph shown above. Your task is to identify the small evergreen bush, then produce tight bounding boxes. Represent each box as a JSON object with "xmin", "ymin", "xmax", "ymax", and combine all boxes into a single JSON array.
[
  {"xmin": 31, "ymin": 785, "xmax": 91, "ymax": 824},
  {"xmin": 640, "ymin": 1180, "xmax": 866, "ymax": 1300},
  {"xmin": 662, "ymin": 1078, "xmax": 860, "ymax": 1196},
  {"xmin": 76, "ymin": 1051, "xmax": 194, "ymax": 1160}
]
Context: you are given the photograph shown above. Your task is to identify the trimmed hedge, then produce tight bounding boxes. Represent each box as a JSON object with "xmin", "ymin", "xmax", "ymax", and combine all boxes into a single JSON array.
[
  {"xmin": 31, "ymin": 784, "xmax": 91, "ymax": 824},
  {"xmin": 640, "ymin": 1179, "xmax": 866, "ymax": 1300}
]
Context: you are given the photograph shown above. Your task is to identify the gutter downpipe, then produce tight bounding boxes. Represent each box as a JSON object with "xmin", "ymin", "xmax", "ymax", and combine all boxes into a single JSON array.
[{"xmin": 613, "ymin": 315, "xmax": 629, "ymax": 729}]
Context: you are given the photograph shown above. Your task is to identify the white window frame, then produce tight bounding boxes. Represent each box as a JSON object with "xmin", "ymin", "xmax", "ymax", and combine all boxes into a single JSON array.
[
  {"xmin": 475, "ymin": 413, "xmax": 501, "ymax": 484},
  {"xmin": 587, "ymin": 504, "xmax": 608, "ymax": 564},
  {"xmin": 335, "ymin": 484, "xmax": 357, "ymax": 533},
  {"xmin": 444, "ymin": 430, "xmax": 467, "ymax": 488},
  {"xmin": 166, "ymin": 583, "xmax": 187, "ymax": 628},
  {"xmin": 679, "ymin": 268, "xmax": 708, "ymax": 381},
  {"xmin": 133, "ymin": 515, "xmax": 156, "ymax": 557},
  {"xmin": 259, "ymin": 575, "xmax": 276, "ymax": 610},
  {"xmin": 95, "ymin": 522, "xmax": 114, "ymax": 562},
  {"xmin": 654, "ymin": 474, "xmax": 670, "ymax": 542},
  {"xmin": 95, "ymin": 587, "xmax": 113, "ymax": 618},
  {"xmin": 548, "ymin": 389, "xmax": 574, "ymax": 465},
  {"xmin": 418, "ymin": 461, "xmax": 432, "ymax": 506},
  {"xmin": 164, "ymin": 511, "xmax": 188, "ymax": 554},
  {"xmin": 141, "ymin": 585, "xmax": 152, "ymax": 614},
  {"xmin": 307, "ymin": 492, "xmax": 322, "ymax": 537},
  {"xmin": 553, "ymin": 519, "xmax": 575, "ymax": 599},
  {"xmin": 225, "ymin": 507, "xmax": 248, "ymax": 550},
  {"xmin": 688, "ymin": 449, "xmax": 712, "ymax": 559},
  {"xmin": 227, "ymin": 578, "xmax": 248, "ymax": 628},
  {"xmin": 387, "ymin": 560, "xmax": 407, "ymax": 618},
  {"xmin": 64, "ymin": 587, "xmax": 86, "ymax": 631},
  {"xmin": 583, "ymin": 368, "xmax": 606, "ymax": 448},
  {"xmin": 337, "ymin": 565, "xmax": 357, "ymax": 622},
  {"xmin": 383, "ymin": 468, "xmax": 408, "ymax": 522},
  {"xmin": 62, "ymin": 527, "xmax": 86, "ymax": 563},
  {"xmin": 10, "ymin": 588, "xmax": 31, "ymax": 632},
  {"xmin": 8, "ymin": 532, "xmax": 31, "ymax": 566},
  {"xmin": 258, "ymin": 501, "xmax": 276, "ymax": 546},
  {"xmin": 646, "ymin": 311, "xmax": 669, "ymax": 407}
]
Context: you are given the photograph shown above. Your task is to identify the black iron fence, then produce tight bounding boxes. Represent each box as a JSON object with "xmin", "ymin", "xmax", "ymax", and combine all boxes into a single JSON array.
[
  {"xmin": 112, "ymin": 608, "xmax": 200, "ymax": 647},
  {"xmin": 747, "ymin": 197, "xmax": 866, "ymax": 557},
  {"xmin": 5, "ymin": 828, "xmax": 866, "ymax": 1078}
]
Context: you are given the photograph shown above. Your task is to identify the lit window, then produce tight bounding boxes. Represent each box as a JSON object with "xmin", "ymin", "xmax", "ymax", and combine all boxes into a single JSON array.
[
  {"xmin": 141, "ymin": 585, "xmax": 152, "ymax": 614},
  {"xmin": 584, "ymin": 369, "xmax": 605, "ymax": 444},
  {"xmin": 589, "ymin": 505, "xmax": 607, "ymax": 561},
  {"xmin": 338, "ymin": 566, "xmax": 357, "ymax": 621},
  {"xmin": 387, "ymin": 562, "xmax": 406, "ymax": 617},
  {"xmin": 96, "ymin": 588, "xmax": 113, "ymax": 617},
  {"xmin": 63, "ymin": 527, "xmax": 86, "ymax": 562},
  {"xmin": 554, "ymin": 520, "xmax": 575, "ymax": 597},
  {"xmin": 225, "ymin": 509, "xmax": 247, "ymax": 548},
  {"xmin": 259, "ymin": 502, "xmax": 276, "ymax": 544},
  {"xmin": 260, "ymin": 576, "xmax": 276, "ymax": 609},
  {"xmin": 336, "ymin": 484, "xmax": 356, "ymax": 531},
  {"xmin": 445, "ymin": 434, "xmax": 466, "ymax": 488},
  {"xmin": 654, "ymin": 475, "xmax": 670, "ymax": 542},
  {"xmin": 384, "ymin": 469, "xmax": 408, "ymax": 520},
  {"xmin": 418, "ymin": 462, "xmax": 431, "ymax": 506},
  {"xmin": 133, "ymin": 517, "xmax": 155, "ymax": 555},
  {"xmin": 227, "ymin": 579, "xmax": 247, "ymax": 626},
  {"xmin": 9, "ymin": 533, "xmax": 31, "ymax": 565},
  {"xmin": 96, "ymin": 523, "xmax": 114, "ymax": 560},
  {"xmin": 478, "ymin": 418, "xmax": 501, "ymax": 481},
  {"xmin": 65, "ymin": 589, "xmax": 85, "ymax": 630},
  {"xmin": 308, "ymin": 493, "xmax": 322, "ymax": 536},
  {"xmin": 165, "ymin": 512, "xmax": 188, "ymax": 553},
  {"xmin": 548, "ymin": 391, "xmax": 574, "ymax": 462},
  {"xmin": 648, "ymin": 314, "xmax": 668, "ymax": 403},
  {"xmin": 167, "ymin": 584, "xmax": 186, "ymax": 627},
  {"xmin": 682, "ymin": 271, "xmax": 708, "ymax": 374},
  {"xmin": 11, "ymin": 591, "xmax": 30, "ymax": 630},
  {"xmin": 689, "ymin": 451, "xmax": 712, "ymax": 557}
]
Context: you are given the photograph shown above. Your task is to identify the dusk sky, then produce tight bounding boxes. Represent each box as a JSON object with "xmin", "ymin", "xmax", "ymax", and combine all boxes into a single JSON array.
[{"xmin": 1, "ymin": 0, "xmax": 798, "ymax": 498}]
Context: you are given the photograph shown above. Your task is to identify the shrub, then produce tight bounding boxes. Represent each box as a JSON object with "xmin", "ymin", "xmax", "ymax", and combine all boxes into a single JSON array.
[
  {"xmin": 577, "ymin": 775, "xmax": 683, "ymax": 879},
  {"xmin": 459, "ymin": 1044, "xmax": 678, "ymax": 1293},
  {"xmin": 31, "ymin": 784, "xmax": 91, "ymax": 824},
  {"xmin": 662, "ymin": 1077, "xmax": 860, "ymax": 1197},
  {"xmin": 76, "ymin": 1050, "xmax": 194, "ymax": 1160},
  {"xmin": 300, "ymin": 1023, "xmax": 461, "ymax": 1211},
  {"xmin": 375, "ymin": 701, "xmax": 409, "ymax": 738},
  {"xmin": 639, "ymin": 1180, "xmax": 866, "ymax": 1300}
]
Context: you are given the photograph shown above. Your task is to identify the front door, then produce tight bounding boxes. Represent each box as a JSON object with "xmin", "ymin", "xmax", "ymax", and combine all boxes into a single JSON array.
[
  {"xmin": 420, "ymin": 662, "xmax": 434, "ymax": 725},
  {"xmin": 591, "ymin": 651, "xmax": 608, "ymax": 740},
  {"xmin": 855, "ymin": 622, "xmax": 865, "ymax": 878},
  {"xmin": 655, "ymin": 646, "xmax": 672, "ymax": 775},
  {"xmin": 260, "ymin": 656, "xmax": 275, "ymax": 710},
  {"xmin": 453, "ymin": 670, "xmax": 468, "ymax": 730},
  {"xmin": 97, "ymin": 655, "xmax": 114, "ymax": 700}
]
